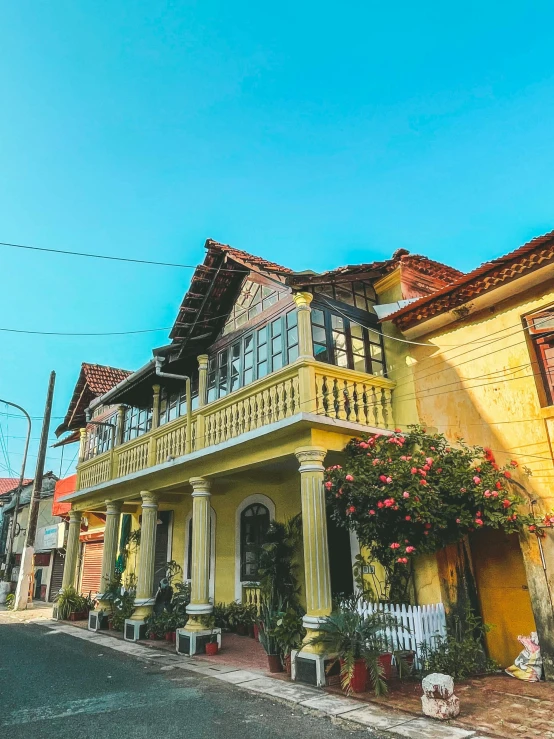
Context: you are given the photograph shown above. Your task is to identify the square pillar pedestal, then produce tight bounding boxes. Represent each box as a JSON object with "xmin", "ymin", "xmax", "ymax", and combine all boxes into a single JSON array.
[
  {"xmin": 124, "ymin": 619, "xmax": 148, "ymax": 642},
  {"xmin": 291, "ymin": 649, "xmax": 340, "ymax": 688},
  {"xmin": 88, "ymin": 610, "xmax": 109, "ymax": 632},
  {"xmin": 176, "ymin": 628, "xmax": 221, "ymax": 656}
]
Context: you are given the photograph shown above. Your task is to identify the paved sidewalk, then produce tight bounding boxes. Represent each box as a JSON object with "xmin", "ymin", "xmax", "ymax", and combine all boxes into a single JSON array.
[{"xmin": 27, "ymin": 618, "xmax": 492, "ymax": 739}]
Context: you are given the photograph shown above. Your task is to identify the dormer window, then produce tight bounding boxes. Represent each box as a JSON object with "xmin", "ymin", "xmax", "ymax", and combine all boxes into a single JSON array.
[{"xmin": 223, "ymin": 279, "xmax": 287, "ymax": 335}]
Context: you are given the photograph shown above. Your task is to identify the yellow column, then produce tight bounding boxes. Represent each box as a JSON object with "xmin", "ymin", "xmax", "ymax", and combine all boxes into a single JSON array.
[
  {"xmin": 78, "ymin": 427, "xmax": 88, "ymax": 462},
  {"xmin": 96, "ymin": 500, "xmax": 122, "ymax": 608},
  {"xmin": 292, "ymin": 292, "xmax": 314, "ymax": 360},
  {"xmin": 185, "ymin": 477, "xmax": 213, "ymax": 630},
  {"xmin": 131, "ymin": 491, "xmax": 158, "ymax": 621},
  {"xmin": 62, "ymin": 509, "xmax": 82, "ymax": 589},
  {"xmin": 197, "ymin": 354, "xmax": 209, "ymax": 407},
  {"xmin": 152, "ymin": 384, "xmax": 161, "ymax": 430},
  {"xmin": 295, "ymin": 446, "xmax": 332, "ymax": 651}
]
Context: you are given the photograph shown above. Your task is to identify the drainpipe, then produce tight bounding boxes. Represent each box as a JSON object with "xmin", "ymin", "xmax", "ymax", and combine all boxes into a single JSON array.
[{"xmin": 154, "ymin": 357, "xmax": 192, "ymax": 455}]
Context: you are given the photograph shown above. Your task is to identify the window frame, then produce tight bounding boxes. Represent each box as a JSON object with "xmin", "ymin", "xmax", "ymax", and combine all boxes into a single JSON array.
[
  {"xmin": 525, "ymin": 308, "xmax": 554, "ymax": 406},
  {"xmin": 240, "ymin": 503, "xmax": 270, "ymax": 582}
]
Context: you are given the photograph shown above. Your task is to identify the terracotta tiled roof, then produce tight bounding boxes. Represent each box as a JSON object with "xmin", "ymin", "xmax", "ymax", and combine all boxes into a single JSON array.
[
  {"xmin": 0, "ymin": 478, "xmax": 32, "ymax": 496},
  {"xmin": 55, "ymin": 363, "xmax": 132, "ymax": 437},
  {"xmin": 207, "ymin": 240, "xmax": 293, "ymax": 275},
  {"xmin": 388, "ymin": 230, "xmax": 554, "ymax": 330}
]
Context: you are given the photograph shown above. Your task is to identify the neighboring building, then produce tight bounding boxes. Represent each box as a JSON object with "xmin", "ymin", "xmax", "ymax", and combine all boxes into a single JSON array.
[
  {"xmin": 385, "ymin": 230, "xmax": 554, "ymax": 675},
  {"xmin": 54, "ymin": 238, "xmax": 458, "ymax": 675},
  {"xmin": 53, "ymin": 363, "xmax": 132, "ymax": 596},
  {"xmin": 1, "ymin": 473, "xmax": 61, "ymax": 601}
]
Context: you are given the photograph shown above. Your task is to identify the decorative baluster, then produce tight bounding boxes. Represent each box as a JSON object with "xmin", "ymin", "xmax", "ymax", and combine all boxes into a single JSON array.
[
  {"xmin": 342, "ymin": 380, "xmax": 351, "ymax": 421},
  {"xmin": 352, "ymin": 382, "xmax": 359, "ymax": 423},
  {"xmin": 332, "ymin": 378, "xmax": 340, "ymax": 418},
  {"xmin": 370, "ymin": 386, "xmax": 379, "ymax": 426},
  {"xmin": 278, "ymin": 381, "xmax": 286, "ymax": 419},
  {"xmin": 361, "ymin": 384, "xmax": 369, "ymax": 425},
  {"xmin": 382, "ymin": 388, "xmax": 393, "ymax": 429}
]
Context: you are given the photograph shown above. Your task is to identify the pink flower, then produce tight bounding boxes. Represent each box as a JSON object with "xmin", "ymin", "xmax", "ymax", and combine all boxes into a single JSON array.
[
  {"xmin": 403, "ymin": 491, "xmax": 410, "ymax": 499},
  {"xmin": 324, "ymin": 481, "xmax": 333, "ymax": 490},
  {"xmin": 425, "ymin": 457, "xmax": 434, "ymax": 466},
  {"xmin": 502, "ymin": 499, "xmax": 511, "ymax": 509},
  {"xmin": 384, "ymin": 498, "xmax": 394, "ymax": 507},
  {"xmin": 484, "ymin": 490, "xmax": 491, "ymax": 498},
  {"xmin": 473, "ymin": 476, "xmax": 481, "ymax": 485},
  {"xmin": 405, "ymin": 515, "xmax": 411, "ymax": 521},
  {"xmin": 420, "ymin": 479, "xmax": 427, "ymax": 486},
  {"xmin": 400, "ymin": 455, "xmax": 407, "ymax": 461},
  {"xmin": 359, "ymin": 441, "xmax": 369, "ymax": 449},
  {"xmin": 424, "ymin": 531, "xmax": 429, "ymax": 536},
  {"xmin": 475, "ymin": 518, "xmax": 483, "ymax": 526},
  {"xmin": 425, "ymin": 523, "xmax": 432, "ymax": 529},
  {"xmin": 460, "ymin": 488, "xmax": 466, "ymax": 493},
  {"xmin": 405, "ymin": 546, "xmax": 416, "ymax": 554},
  {"xmin": 456, "ymin": 518, "xmax": 461, "ymax": 524},
  {"xmin": 377, "ymin": 501, "xmax": 384, "ymax": 509},
  {"xmin": 345, "ymin": 474, "xmax": 354, "ymax": 482},
  {"xmin": 411, "ymin": 467, "xmax": 417, "ymax": 474},
  {"xmin": 504, "ymin": 471, "xmax": 512, "ymax": 479},
  {"xmin": 369, "ymin": 509, "xmax": 376, "ymax": 515},
  {"xmin": 419, "ymin": 469, "xmax": 427, "ymax": 477},
  {"xmin": 390, "ymin": 542, "xmax": 400, "ymax": 549},
  {"xmin": 430, "ymin": 446, "xmax": 436, "ymax": 451},
  {"xmin": 492, "ymin": 491, "xmax": 499, "ymax": 498},
  {"xmin": 511, "ymin": 460, "xmax": 518, "ymax": 468},
  {"xmin": 386, "ymin": 477, "xmax": 392, "ymax": 484},
  {"xmin": 346, "ymin": 506, "xmax": 356, "ymax": 515},
  {"xmin": 496, "ymin": 481, "xmax": 502, "ymax": 490},
  {"xmin": 529, "ymin": 524, "xmax": 536, "ymax": 532},
  {"xmin": 372, "ymin": 458, "xmax": 380, "ymax": 466},
  {"xmin": 379, "ymin": 475, "xmax": 388, "ymax": 483}
]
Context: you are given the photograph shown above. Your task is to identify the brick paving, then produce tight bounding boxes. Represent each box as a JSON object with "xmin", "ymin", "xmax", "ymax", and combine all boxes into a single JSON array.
[{"xmin": 327, "ymin": 675, "xmax": 554, "ymax": 738}]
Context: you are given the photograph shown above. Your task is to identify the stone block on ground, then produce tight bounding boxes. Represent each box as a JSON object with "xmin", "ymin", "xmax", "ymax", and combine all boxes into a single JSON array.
[{"xmin": 421, "ymin": 693, "xmax": 460, "ymax": 720}]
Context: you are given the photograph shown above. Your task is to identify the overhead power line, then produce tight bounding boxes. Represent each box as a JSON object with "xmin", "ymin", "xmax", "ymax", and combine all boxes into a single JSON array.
[{"xmin": 0, "ymin": 240, "xmax": 247, "ymax": 273}]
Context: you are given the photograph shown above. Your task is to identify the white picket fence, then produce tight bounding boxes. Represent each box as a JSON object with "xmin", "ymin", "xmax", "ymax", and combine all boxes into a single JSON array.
[{"xmin": 356, "ymin": 600, "xmax": 447, "ymax": 669}]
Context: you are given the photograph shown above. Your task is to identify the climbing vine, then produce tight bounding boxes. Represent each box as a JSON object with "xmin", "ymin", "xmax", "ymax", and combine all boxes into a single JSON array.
[{"xmin": 325, "ymin": 426, "xmax": 553, "ymax": 602}]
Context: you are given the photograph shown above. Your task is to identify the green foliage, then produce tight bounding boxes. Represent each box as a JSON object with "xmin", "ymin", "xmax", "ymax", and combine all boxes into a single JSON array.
[
  {"xmin": 325, "ymin": 427, "xmax": 545, "ymax": 601},
  {"xmin": 258, "ymin": 515, "xmax": 302, "ymax": 611},
  {"xmin": 170, "ymin": 580, "xmax": 191, "ymax": 627},
  {"xmin": 256, "ymin": 599, "xmax": 282, "ymax": 656},
  {"xmin": 5, "ymin": 593, "xmax": 14, "ymax": 610},
  {"xmin": 54, "ymin": 586, "xmax": 89, "ymax": 620},
  {"xmin": 271, "ymin": 608, "xmax": 305, "ymax": 656},
  {"xmin": 165, "ymin": 560, "xmax": 182, "ymax": 585},
  {"xmin": 419, "ymin": 608, "xmax": 499, "ymax": 680},
  {"xmin": 306, "ymin": 607, "xmax": 403, "ymax": 695}
]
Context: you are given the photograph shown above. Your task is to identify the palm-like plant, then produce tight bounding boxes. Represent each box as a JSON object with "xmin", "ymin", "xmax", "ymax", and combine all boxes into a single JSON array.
[{"xmin": 307, "ymin": 609, "xmax": 401, "ymax": 695}]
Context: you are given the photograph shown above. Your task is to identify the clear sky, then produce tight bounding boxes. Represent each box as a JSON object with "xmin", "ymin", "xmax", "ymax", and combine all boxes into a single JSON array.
[{"xmin": 1, "ymin": 1, "xmax": 553, "ymax": 478}]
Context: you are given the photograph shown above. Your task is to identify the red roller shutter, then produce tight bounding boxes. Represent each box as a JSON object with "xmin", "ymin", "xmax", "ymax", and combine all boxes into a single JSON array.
[{"xmin": 80, "ymin": 541, "xmax": 104, "ymax": 596}]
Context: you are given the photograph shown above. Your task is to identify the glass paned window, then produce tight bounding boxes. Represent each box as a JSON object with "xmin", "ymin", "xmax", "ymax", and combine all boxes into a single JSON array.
[
  {"xmin": 240, "ymin": 503, "xmax": 270, "ymax": 581},
  {"xmin": 223, "ymin": 279, "xmax": 286, "ymax": 335},
  {"xmin": 311, "ymin": 306, "xmax": 386, "ymax": 376},
  {"xmin": 314, "ymin": 281, "xmax": 377, "ymax": 314}
]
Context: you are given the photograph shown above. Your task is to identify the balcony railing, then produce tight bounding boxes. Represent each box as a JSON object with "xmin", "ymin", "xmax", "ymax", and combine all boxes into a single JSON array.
[{"xmin": 76, "ymin": 358, "xmax": 395, "ymax": 491}]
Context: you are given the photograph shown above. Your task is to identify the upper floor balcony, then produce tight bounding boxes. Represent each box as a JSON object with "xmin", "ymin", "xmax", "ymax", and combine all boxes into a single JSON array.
[{"xmin": 76, "ymin": 356, "xmax": 395, "ymax": 493}]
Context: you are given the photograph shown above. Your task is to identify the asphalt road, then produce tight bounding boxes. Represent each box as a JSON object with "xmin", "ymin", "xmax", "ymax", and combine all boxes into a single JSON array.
[{"xmin": 0, "ymin": 621, "xmax": 376, "ymax": 739}]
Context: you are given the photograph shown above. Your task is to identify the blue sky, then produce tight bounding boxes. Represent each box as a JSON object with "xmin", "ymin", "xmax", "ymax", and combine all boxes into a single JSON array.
[{"xmin": 1, "ymin": 1, "xmax": 553, "ymax": 477}]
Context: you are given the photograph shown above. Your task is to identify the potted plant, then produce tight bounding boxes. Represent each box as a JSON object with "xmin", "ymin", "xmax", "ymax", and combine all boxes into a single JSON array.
[
  {"xmin": 205, "ymin": 616, "xmax": 219, "ymax": 656},
  {"xmin": 54, "ymin": 586, "xmax": 88, "ymax": 621},
  {"xmin": 272, "ymin": 608, "xmax": 305, "ymax": 676},
  {"xmin": 257, "ymin": 601, "xmax": 283, "ymax": 673},
  {"xmin": 307, "ymin": 608, "xmax": 401, "ymax": 694}
]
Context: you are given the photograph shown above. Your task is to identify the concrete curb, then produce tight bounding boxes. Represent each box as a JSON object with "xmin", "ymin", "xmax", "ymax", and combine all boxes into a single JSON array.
[{"xmin": 39, "ymin": 620, "xmax": 490, "ymax": 739}]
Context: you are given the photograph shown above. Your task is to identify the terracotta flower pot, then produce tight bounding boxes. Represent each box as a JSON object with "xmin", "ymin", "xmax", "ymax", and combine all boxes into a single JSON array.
[
  {"xmin": 378, "ymin": 653, "xmax": 394, "ymax": 680},
  {"xmin": 205, "ymin": 641, "xmax": 218, "ymax": 656},
  {"xmin": 171, "ymin": 632, "xmax": 177, "ymax": 643},
  {"xmin": 267, "ymin": 654, "xmax": 283, "ymax": 673},
  {"xmin": 165, "ymin": 632, "xmax": 173, "ymax": 642},
  {"xmin": 149, "ymin": 633, "xmax": 158, "ymax": 641},
  {"xmin": 340, "ymin": 658, "xmax": 367, "ymax": 693}
]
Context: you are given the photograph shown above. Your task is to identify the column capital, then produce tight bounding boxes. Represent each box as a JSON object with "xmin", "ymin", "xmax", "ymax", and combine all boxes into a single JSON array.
[
  {"xmin": 292, "ymin": 292, "xmax": 314, "ymax": 311},
  {"xmin": 140, "ymin": 491, "xmax": 158, "ymax": 508},
  {"xmin": 295, "ymin": 446, "xmax": 326, "ymax": 471},
  {"xmin": 152, "ymin": 383, "xmax": 161, "ymax": 395},
  {"xmin": 69, "ymin": 508, "xmax": 82, "ymax": 524},
  {"xmin": 105, "ymin": 500, "xmax": 122, "ymax": 515},
  {"xmin": 197, "ymin": 354, "xmax": 209, "ymax": 371},
  {"xmin": 79, "ymin": 427, "xmax": 88, "ymax": 440},
  {"xmin": 189, "ymin": 476, "xmax": 211, "ymax": 497}
]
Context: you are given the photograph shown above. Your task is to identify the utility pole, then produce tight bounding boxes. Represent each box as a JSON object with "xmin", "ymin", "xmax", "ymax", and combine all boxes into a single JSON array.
[{"xmin": 13, "ymin": 371, "xmax": 56, "ymax": 610}]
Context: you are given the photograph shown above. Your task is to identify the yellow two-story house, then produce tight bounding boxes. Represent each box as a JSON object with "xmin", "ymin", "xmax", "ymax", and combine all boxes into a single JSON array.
[{"xmin": 56, "ymin": 239, "xmax": 457, "ymax": 683}]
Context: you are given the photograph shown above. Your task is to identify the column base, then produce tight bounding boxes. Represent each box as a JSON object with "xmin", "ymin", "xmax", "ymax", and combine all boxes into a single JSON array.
[
  {"xmin": 291, "ymin": 648, "xmax": 340, "ymax": 688},
  {"xmin": 131, "ymin": 597, "xmax": 155, "ymax": 622},
  {"xmin": 124, "ymin": 619, "xmax": 148, "ymax": 642},
  {"xmin": 176, "ymin": 627, "xmax": 221, "ymax": 656},
  {"xmin": 88, "ymin": 610, "xmax": 109, "ymax": 632}
]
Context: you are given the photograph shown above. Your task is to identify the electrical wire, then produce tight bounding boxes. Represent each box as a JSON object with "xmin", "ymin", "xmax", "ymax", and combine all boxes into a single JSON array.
[{"xmin": 0, "ymin": 240, "xmax": 249, "ymax": 273}]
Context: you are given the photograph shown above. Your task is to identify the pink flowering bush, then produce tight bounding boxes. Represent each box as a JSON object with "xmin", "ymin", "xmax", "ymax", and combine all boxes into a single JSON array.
[{"xmin": 325, "ymin": 426, "xmax": 553, "ymax": 601}]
